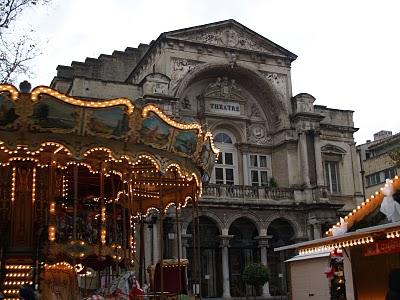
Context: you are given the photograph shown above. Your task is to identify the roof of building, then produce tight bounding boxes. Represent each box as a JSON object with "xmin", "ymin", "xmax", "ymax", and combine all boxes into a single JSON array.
[{"xmin": 125, "ymin": 19, "xmax": 298, "ymax": 82}]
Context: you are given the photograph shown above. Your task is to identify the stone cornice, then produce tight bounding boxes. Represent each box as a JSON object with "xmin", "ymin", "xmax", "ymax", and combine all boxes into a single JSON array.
[{"xmin": 320, "ymin": 123, "xmax": 359, "ymax": 133}]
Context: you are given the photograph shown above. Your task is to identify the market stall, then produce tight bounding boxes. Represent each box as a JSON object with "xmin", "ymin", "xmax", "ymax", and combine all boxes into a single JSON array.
[{"xmin": 276, "ymin": 176, "xmax": 400, "ymax": 300}]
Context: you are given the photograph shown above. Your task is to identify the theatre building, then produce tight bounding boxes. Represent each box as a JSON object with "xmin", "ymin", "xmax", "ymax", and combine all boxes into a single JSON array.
[{"xmin": 50, "ymin": 20, "xmax": 364, "ymax": 298}]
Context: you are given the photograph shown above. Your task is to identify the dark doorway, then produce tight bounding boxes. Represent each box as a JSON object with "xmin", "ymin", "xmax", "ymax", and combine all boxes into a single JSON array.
[
  {"xmin": 228, "ymin": 217, "xmax": 259, "ymax": 297},
  {"xmin": 267, "ymin": 218, "xmax": 295, "ymax": 297},
  {"xmin": 187, "ymin": 216, "xmax": 222, "ymax": 298}
]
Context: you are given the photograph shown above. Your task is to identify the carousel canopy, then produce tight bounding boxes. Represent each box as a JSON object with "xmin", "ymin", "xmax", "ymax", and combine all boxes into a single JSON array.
[{"xmin": 0, "ymin": 83, "xmax": 219, "ymax": 214}]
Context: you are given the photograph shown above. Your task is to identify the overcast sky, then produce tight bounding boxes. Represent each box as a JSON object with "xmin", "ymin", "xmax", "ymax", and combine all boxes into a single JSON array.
[{"xmin": 17, "ymin": 0, "xmax": 400, "ymax": 145}]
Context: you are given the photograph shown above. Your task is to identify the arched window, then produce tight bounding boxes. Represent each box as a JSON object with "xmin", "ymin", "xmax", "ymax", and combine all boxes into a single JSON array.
[
  {"xmin": 214, "ymin": 133, "xmax": 233, "ymax": 144},
  {"xmin": 321, "ymin": 144, "xmax": 345, "ymax": 194},
  {"xmin": 212, "ymin": 131, "xmax": 237, "ymax": 185}
]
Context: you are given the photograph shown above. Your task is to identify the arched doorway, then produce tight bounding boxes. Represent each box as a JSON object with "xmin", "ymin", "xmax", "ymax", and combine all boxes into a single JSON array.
[
  {"xmin": 187, "ymin": 216, "xmax": 222, "ymax": 298},
  {"xmin": 267, "ymin": 218, "xmax": 295, "ymax": 296},
  {"xmin": 228, "ymin": 217, "xmax": 259, "ymax": 297}
]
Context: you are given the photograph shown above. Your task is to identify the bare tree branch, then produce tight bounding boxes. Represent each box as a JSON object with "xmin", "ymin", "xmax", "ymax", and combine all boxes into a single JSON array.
[{"xmin": 0, "ymin": 0, "xmax": 49, "ymax": 83}]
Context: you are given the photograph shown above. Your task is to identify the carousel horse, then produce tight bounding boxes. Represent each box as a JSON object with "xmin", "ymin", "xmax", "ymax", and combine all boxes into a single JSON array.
[
  {"xmin": 41, "ymin": 266, "xmax": 79, "ymax": 300},
  {"xmin": 87, "ymin": 271, "xmax": 135, "ymax": 300}
]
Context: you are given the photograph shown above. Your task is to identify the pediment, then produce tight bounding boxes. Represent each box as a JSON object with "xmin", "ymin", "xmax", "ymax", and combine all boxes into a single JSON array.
[{"xmin": 164, "ymin": 20, "xmax": 297, "ymax": 60}]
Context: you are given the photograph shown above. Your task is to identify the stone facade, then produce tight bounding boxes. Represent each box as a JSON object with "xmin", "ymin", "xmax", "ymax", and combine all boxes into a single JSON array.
[
  {"xmin": 51, "ymin": 20, "xmax": 363, "ymax": 298},
  {"xmin": 358, "ymin": 131, "xmax": 399, "ymax": 197}
]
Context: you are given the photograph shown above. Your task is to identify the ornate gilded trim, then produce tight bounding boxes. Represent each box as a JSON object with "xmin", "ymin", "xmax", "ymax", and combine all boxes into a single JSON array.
[
  {"xmin": 30, "ymin": 86, "xmax": 135, "ymax": 114},
  {"xmin": 142, "ymin": 104, "xmax": 202, "ymax": 133},
  {"xmin": 0, "ymin": 84, "xmax": 19, "ymax": 100}
]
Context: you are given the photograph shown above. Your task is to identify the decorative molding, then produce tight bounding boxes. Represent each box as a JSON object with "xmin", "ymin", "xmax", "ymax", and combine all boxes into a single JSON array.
[
  {"xmin": 204, "ymin": 76, "xmax": 243, "ymax": 100},
  {"xmin": 174, "ymin": 27, "xmax": 278, "ymax": 54},
  {"xmin": 170, "ymin": 58, "xmax": 203, "ymax": 93},
  {"xmin": 321, "ymin": 144, "xmax": 347, "ymax": 155}
]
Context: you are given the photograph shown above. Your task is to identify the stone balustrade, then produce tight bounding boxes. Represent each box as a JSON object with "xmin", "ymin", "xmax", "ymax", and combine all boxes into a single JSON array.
[{"xmin": 202, "ymin": 184, "xmax": 295, "ymax": 201}]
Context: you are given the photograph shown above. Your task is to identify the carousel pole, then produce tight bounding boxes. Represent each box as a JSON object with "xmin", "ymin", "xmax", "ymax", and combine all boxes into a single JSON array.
[
  {"xmin": 190, "ymin": 190, "xmax": 198, "ymax": 298},
  {"xmin": 100, "ymin": 163, "xmax": 106, "ymax": 288},
  {"xmin": 111, "ymin": 165, "xmax": 119, "ymax": 276},
  {"xmin": 72, "ymin": 164, "xmax": 78, "ymax": 241},
  {"xmin": 139, "ymin": 183, "xmax": 145, "ymax": 288},
  {"xmin": 121, "ymin": 173, "xmax": 127, "ymax": 264},
  {"xmin": 127, "ymin": 173, "xmax": 135, "ymax": 267},
  {"xmin": 175, "ymin": 199, "xmax": 182, "ymax": 296},
  {"xmin": 195, "ymin": 195, "xmax": 202, "ymax": 300},
  {"xmin": 158, "ymin": 173, "xmax": 165, "ymax": 300}
]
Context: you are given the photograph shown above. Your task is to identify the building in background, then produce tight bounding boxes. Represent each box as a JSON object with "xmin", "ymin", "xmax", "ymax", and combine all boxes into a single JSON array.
[
  {"xmin": 358, "ymin": 131, "xmax": 399, "ymax": 197},
  {"xmin": 51, "ymin": 20, "xmax": 364, "ymax": 298}
]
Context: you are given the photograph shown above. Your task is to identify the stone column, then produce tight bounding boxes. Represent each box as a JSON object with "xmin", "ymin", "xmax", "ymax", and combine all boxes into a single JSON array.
[
  {"xmin": 299, "ymin": 132, "xmax": 311, "ymax": 187},
  {"xmin": 255, "ymin": 236, "xmax": 272, "ymax": 298},
  {"xmin": 219, "ymin": 235, "xmax": 233, "ymax": 300},
  {"xmin": 145, "ymin": 225, "xmax": 152, "ymax": 272},
  {"xmin": 181, "ymin": 234, "xmax": 191, "ymax": 292},
  {"xmin": 181, "ymin": 234, "xmax": 191, "ymax": 259},
  {"xmin": 243, "ymin": 153, "xmax": 249, "ymax": 185},
  {"xmin": 152, "ymin": 219, "xmax": 160, "ymax": 263},
  {"xmin": 314, "ymin": 132, "xmax": 324, "ymax": 186},
  {"xmin": 169, "ymin": 219, "xmax": 178, "ymax": 259}
]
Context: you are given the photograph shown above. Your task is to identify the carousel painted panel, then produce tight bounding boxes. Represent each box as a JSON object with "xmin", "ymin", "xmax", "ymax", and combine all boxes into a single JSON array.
[
  {"xmin": 138, "ymin": 113, "xmax": 172, "ymax": 151},
  {"xmin": 84, "ymin": 106, "xmax": 130, "ymax": 139},
  {"xmin": 0, "ymin": 93, "xmax": 19, "ymax": 129},
  {"xmin": 31, "ymin": 97, "xmax": 81, "ymax": 133},
  {"xmin": 171, "ymin": 129, "xmax": 198, "ymax": 156}
]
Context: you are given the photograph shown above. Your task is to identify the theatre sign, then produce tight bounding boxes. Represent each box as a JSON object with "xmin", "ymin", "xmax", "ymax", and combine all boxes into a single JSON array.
[{"xmin": 208, "ymin": 100, "xmax": 241, "ymax": 116}]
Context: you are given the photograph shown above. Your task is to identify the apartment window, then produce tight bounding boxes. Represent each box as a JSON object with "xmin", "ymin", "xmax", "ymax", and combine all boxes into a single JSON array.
[
  {"xmin": 384, "ymin": 167, "xmax": 396, "ymax": 180},
  {"xmin": 325, "ymin": 161, "xmax": 340, "ymax": 193},
  {"xmin": 367, "ymin": 173, "xmax": 381, "ymax": 186},
  {"xmin": 213, "ymin": 132, "xmax": 236, "ymax": 185},
  {"xmin": 367, "ymin": 167, "xmax": 397, "ymax": 187},
  {"xmin": 249, "ymin": 154, "xmax": 269, "ymax": 186}
]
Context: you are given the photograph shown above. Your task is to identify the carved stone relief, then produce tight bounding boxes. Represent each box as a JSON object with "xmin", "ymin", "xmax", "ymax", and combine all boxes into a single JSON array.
[
  {"xmin": 170, "ymin": 58, "xmax": 202, "ymax": 93},
  {"xmin": 204, "ymin": 76, "xmax": 243, "ymax": 100},
  {"xmin": 250, "ymin": 104, "xmax": 261, "ymax": 118},
  {"xmin": 154, "ymin": 82, "xmax": 168, "ymax": 95},
  {"xmin": 175, "ymin": 27, "xmax": 277, "ymax": 53},
  {"xmin": 180, "ymin": 97, "xmax": 192, "ymax": 110},
  {"xmin": 143, "ymin": 73, "xmax": 170, "ymax": 96},
  {"xmin": 247, "ymin": 123, "xmax": 272, "ymax": 145},
  {"xmin": 260, "ymin": 71, "xmax": 287, "ymax": 99}
]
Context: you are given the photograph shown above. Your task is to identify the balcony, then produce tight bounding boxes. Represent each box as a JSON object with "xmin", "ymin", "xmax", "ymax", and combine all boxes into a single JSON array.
[{"xmin": 202, "ymin": 184, "xmax": 295, "ymax": 201}]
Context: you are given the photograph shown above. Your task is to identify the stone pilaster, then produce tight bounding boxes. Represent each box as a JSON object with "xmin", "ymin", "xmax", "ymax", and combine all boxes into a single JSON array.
[
  {"xmin": 314, "ymin": 132, "xmax": 324, "ymax": 187},
  {"xmin": 299, "ymin": 132, "xmax": 311, "ymax": 187},
  {"xmin": 313, "ymin": 223, "xmax": 322, "ymax": 239},
  {"xmin": 255, "ymin": 235, "xmax": 272, "ymax": 298}
]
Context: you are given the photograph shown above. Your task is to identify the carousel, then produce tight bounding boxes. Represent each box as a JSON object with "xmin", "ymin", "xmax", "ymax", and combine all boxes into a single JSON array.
[{"xmin": 0, "ymin": 82, "xmax": 218, "ymax": 299}]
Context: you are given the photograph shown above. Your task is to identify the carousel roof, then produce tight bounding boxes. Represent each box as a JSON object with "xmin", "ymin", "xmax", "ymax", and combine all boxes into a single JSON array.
[{"xmin": 0, "ymin": 83, "xmax": 219, "ymax": 214}]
